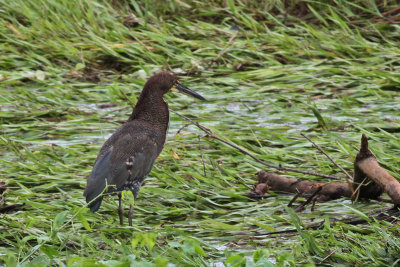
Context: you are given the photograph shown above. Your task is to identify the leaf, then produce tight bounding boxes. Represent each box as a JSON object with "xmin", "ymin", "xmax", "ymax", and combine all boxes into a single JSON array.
[
  {"xmin": 41, "ymin": 245, "xmax": 60, "ymax": 258},
  {"xmin": 75, "ymin": 63, "xmax": 85, "ymax": 70},
  {"xmin": 131, "ymin": 232, "xmax": 157, "ymax": 250},
  {"xmin": 35, "ymin": 70, "xmax": 45, "ymax": 81},
  {"xmin": 201, "ymin": 219, "xmax": 242, "ymax": 230},
  {"xmin": 67, "ymin": 256, "xmax": 108, "ymax": 267},
  {"xmin": 344, "ymin": 205, "xmax": 371, "ymax": 222},
  {"xmin": 109, "ymin": 44, "xmax": 126, "ymax": 49},
  {"xmin": 310, "ymin": 104, "xmax": 327, "ymax": 128},
  {"xmin": 171, "ymin": 150, "xmax": 180, "ymax": 160},
  {"xmin": 77, "ymin": 212, "xmax": 92, "ymax": 231},
  {"xmin": 53, "ymin": 210, "xmax": 69, "ymax": 230},
  {"xmin": 246, "ymin": 219, "xmax": 275, "ymax": 232},
  {"xmin": 122, "ymin": 191, "xmax": 135, "ymax": 206},
  {"xmin": 225, "ymin": 254, "xmax": 246, "ymax": 267},
  {"xmin": 286, "ymin": 207, "xmax": 321, "ymax": 255},
  {"xmin": 193, "ymin": 243, "xmax": 206, "ymax": 257},
  {"xmin": 4, "ymin": 250, "xmax": 17, "ymax": 267},
  {"xmin": 226, "ymin": 0, "xmax": 237, "ymax": 15},
  {"xmin": 24, "ymin": 255, "xmax": 50, "ymax": 267}
]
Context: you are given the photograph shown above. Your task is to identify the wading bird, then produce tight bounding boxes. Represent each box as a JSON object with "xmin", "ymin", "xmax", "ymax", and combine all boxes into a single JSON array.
[{"xmin": 84, "ymin": 72, "xmax": 205, "ymax": 226}]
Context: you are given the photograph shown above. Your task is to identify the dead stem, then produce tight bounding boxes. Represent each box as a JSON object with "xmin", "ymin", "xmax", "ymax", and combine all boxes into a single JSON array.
[{"xmin": 172, "ymin": 110, "xmax": 342, "ymax": 180}]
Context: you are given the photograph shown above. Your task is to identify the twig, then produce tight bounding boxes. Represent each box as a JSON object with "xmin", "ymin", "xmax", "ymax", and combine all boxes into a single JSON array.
[
  {"xmin": 381, "ymin": 6, "xmax": 400, "ymax": 17},
  {"xmin": 288, "ymin": 190, "xmax": 304, "ymax": 207},
  {"xmin": 176, "ymin": 123, "xmax": 191, "ymax": 134},
  {"xmin": 351, "ymin": 177, "xmax": 367, "ymax": 201},
  {"xmin": 320, "ymin": 249, "xmax": 337, "ymax": 263},
  {"xmin": 301, "ymin": 133, "xmax": 353, "ymax": 183},
  {"xmin": 295, "ymin": 186, "xmax": 323, "ymax": 212},
  {"xmin": 207, "ymin": 30, "xmax": 238, "ymax": 68},
  {"xmin": 311, "ymin": 197, "xmax": 317, "ymax": 211},
  {"xmin": 171, "ymin": 110, "xmax": 342, "ymax": 180}
]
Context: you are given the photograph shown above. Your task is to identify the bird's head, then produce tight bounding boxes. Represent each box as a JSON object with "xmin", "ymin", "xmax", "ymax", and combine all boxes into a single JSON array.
[{"xmin": 144, "ymin": 72, "xmax": 206, "ymax": 100}]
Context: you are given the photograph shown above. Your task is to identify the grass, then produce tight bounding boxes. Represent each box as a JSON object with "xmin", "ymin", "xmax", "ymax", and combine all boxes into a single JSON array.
[{"xmin": 1, "ymin": 0, "xmax": 400, "ymax": 266}]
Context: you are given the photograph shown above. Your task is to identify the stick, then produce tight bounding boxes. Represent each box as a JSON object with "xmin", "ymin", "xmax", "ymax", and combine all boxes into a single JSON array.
[
  {"xmin": 351, "ymin": 176, "xmax": 367, "ymax": 202},
  {"xmin": 311, "ymin": 197, "xmax": 317, "ymax": 211},
  {"xmin": 320, "ymin": 250, "xmax": 337, "ymax": 263},
  {"xmin": 207, "ymin": 30, "xmax": 238, "ymax": 68},
  {"xmin": 176, "ymin": 123, "xmax": 191, "ymax": 134},
  {"xmin": 295, "ymin": 186, "xmax": 323, "ymax": 212},
  {"xmin": 171, "ymin": 110, "xmax": 342, "ymax": 180},
  {"xmin": 288, "ymin": 190, "xmax": 304, "ymax": 207},
  {"xmin": 301, "ymin": 133, "xmax": 353, "ymax": 183}
]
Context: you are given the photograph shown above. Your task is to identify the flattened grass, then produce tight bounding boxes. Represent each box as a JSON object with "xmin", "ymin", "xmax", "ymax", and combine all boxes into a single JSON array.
[{"xmin": 1, "ymin": 0, "xmax": 399, "ymax": 266}]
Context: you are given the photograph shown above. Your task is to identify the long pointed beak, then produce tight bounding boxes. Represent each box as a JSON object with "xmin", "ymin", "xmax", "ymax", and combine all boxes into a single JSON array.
[{"xmin": 175, "ymin": 83, "xmax": 206, "ymax": 101}]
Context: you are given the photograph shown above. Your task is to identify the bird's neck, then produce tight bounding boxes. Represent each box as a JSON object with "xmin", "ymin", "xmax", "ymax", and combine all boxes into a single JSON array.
[{"xmin": 128, "ymin": 94, "xmax": 169, "ymax": 130}]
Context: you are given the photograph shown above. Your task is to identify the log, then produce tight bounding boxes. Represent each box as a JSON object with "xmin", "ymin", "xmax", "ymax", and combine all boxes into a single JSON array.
[
  {"xmin": 353, "ymin": 134, "xmax": 384, "ymax": 199},
  {"xmin": 256, "ymin": 171, "xmax": 352, "ymax": 202},
  {"xmin": 353, "ymin": 134, "xmax": 400, "ymax": 206}
]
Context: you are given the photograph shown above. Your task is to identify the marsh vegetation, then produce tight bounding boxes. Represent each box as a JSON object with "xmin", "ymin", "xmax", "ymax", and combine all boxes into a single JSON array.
[{"xmin": 1, "ymin": 0, "xmax": 400, "ymax": 265}]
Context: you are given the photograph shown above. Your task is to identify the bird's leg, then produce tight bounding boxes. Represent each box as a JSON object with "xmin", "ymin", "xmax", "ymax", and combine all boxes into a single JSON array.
[
  {"xmin": 128, "ymin": 204, "xmax": 134, "ymax": 227},
  {"xmin": 118, "ymin": 193, "xmax": 124, "ymax": 225}
]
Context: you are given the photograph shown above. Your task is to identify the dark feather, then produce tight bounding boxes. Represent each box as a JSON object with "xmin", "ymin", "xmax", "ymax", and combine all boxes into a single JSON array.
[
  {"xmin": 84, "ymin": 120, "xmax": 164, "ymax": 212},
  {"xmin": 84, "ymin": 149, "xmax": 112, "ymax": 211}
]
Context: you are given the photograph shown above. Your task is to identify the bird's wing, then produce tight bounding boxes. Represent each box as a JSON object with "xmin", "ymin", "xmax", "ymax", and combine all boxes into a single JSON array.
[
  {"xmin": 83, "ymin": 147, "xmax": 113, "ymax": 212},
  {"xmin": 84, "ymin": 130, "xmax": 159, "ymax": 212}
]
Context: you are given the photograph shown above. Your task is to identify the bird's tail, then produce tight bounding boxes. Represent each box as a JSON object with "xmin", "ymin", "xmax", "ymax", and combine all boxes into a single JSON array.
[{"xmin": 83, "ymin": 150, "xmax": 112, "ymax": 212}]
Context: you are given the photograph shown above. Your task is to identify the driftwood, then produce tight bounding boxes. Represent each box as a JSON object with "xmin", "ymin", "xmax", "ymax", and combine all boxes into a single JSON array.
[
  {"xmin": 254, "ymin": 134, "xmax": 400, "ymax": 207},
  {"xmin": 353, "ymin": 134, "xmax": 400, "ymax": 206},
  {"xmin": 255, "ymin": 171, "xmax": 352, "ymax": 202},
  {"xmin": 170, "ymin": 111, "xmax": 400, "ymax": 207}
]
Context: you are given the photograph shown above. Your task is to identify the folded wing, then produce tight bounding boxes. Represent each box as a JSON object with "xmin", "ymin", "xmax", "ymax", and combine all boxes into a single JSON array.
[{"xmin": 84, "ymin": 128, "xmax": 160, "ymax": 212}]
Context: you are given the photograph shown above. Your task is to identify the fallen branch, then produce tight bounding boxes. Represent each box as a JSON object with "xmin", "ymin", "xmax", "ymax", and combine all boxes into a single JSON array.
[
  {"xmin": 255, "ymin": 171, "xmax": 352, "ymax": 202},
  {"xmin": 171, "ymin": 110, "xmax": 342, "ymax": 180},
  {"xmin": 354, "ymin": 134, "xmax": 400, "ymax": 206}
]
